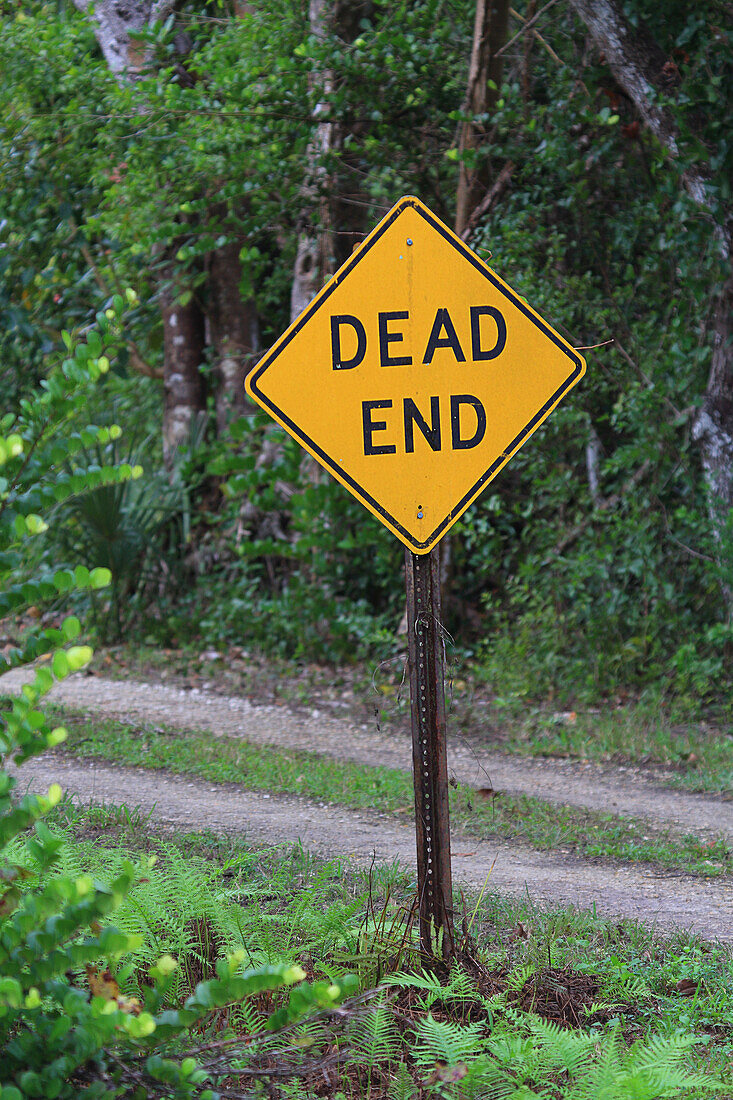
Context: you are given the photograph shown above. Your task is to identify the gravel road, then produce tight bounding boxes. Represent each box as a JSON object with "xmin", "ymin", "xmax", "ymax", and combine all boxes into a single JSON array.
[
  {"xmin": 13, "ymin": 752, "xmax": 733, "ymax": 943},
  {"xmin": 3, "ymin": 669, "xmax": 732, "ymax": 942},
  {"xmin": 2, "ymin": 668, "xmax": 730, "ymax": 839}
]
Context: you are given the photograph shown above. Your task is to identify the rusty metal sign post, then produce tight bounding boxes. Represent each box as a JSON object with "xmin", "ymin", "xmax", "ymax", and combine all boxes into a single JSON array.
[
  {"xmin": 405, "ymin": 547, "xmax": 454, "ymax": 962},
  {"xmin": 245, "ymin": 196, "xmax": 585, "ymax": 968}
]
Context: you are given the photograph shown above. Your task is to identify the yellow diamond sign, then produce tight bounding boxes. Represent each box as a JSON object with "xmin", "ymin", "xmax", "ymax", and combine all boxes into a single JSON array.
[{"xmin": 246, "ymin": 196, "xmax": 585, "ymax": 554}]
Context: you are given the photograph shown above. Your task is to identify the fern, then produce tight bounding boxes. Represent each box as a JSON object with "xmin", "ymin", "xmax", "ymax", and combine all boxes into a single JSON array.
[
  {"xmin": 350, "ymin": 1001, "xmax": 400, "ymax": 1065},
  {"xmin": 609, "ymin": 1031, "xmax": 720, "ymax": 1098},
  {"xmin": 509, "ymin": 1018, "xmax": 724, "ymax": 1100},
  {"xmin": 226, "ymin": 996, "xmax": 265, "ymax": 1037},
  {"xmin": 387, "ymin": 1061, "xmax": 416, "ymax": 1100},
  {"xmin": 386, "ymin": 963, "xmax": 478, "ymax": 1010},
  {"xmin": 520, "ymin": 1016, "xmax": 596, "ymax": 1077},
  {"xmin": 413, "ymin": 1015, "xmax": 486, "ymax": 1067},
  {"xmin": 504, "ymin": 963, "xmax": 536, "ymax": 994},
  {"xmin": 443, "ymin": 963, "xmax": 481, "ymax": 1003}
]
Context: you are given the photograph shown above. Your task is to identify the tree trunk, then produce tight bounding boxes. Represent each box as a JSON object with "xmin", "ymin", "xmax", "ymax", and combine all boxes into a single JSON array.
[
  {"xmin": 568, "ymin": 0, "xmax": 733, "ymax": 613},
  {"xmin": 454, "ymin": 0, "xmax": 511, "ymax": 239},
  {"xmin": 75, "ymin": 0, "xmax": 264, "ymax": 452},
  {"xmin": 692, "ymin": 274, "xmax": 733, "ymax": 611},
  {"xmin": 207, "ymin": 239, "xmax": 260, "ymax": 434},
  {"xmin": 160, "ymin": 272, "xmax": 207, "ymax": 463},
  {"xmin": 289, "ymin": 1, "xmax": 367, "ymax": 322},
  {"xmin": 289, "ymin": 0, "xmax": 366, "ymax": 508},
  {"xmin": 290, "ymin": 0, "xmax": 339, "ymax": 323},
  {"xmin": 73, "ymin": 0, "xmax": 174, "ymax": 77}
]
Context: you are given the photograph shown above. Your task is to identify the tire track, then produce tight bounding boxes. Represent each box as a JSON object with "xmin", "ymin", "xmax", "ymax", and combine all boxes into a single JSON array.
[
  {"xmin": 2, "ymin": 669, "xmax": 730, "ymax": 840},
  {"xmin": 12, "ymin": 752, "xmax": 733, "ymax": 944}
]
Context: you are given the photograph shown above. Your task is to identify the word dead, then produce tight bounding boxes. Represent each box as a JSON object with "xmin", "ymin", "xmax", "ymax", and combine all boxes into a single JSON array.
[{"xmin": 330, "ymin": 306, "xmax": 507, "ymax": 370}]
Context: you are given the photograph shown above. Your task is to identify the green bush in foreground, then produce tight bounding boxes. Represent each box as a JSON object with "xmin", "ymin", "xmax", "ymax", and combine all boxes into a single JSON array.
[{"xmin": 0, "ymin": 309, "xmax": 355, "ymax": 1097}]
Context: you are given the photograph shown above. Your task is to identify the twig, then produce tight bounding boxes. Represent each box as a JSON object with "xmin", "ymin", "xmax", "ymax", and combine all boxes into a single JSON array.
[
  {"xmin": 658, "ymin": 499, "xmax": 715, "ymax": 563},
  {"xmin": 553, "ymin": 458, "xmax": 653, "ymax": 555},
  {"xmin": 573, "ymin": 338, "xmax": 614, "ymax": 350},
  {"xmin": 612, "ymin": 338, "xmax": 686, "ymax": 421},
  {"xmin": 205, "ymin": 1046, "xmax": 350, "ymax": 1081},
  {"xmin": 77, "ymin": 241, "xmax": 162, "ymax": 379},
  {"xmin": 509, "ymin": 6, "xmax": 564, "ymax": 65},
  {"xmin": 460, "ymin": 161, "xmax": 514, "ymax": 241},
  {"xmin": 497, "ymin": 0, "xmax": 562, "ymax": 57}
]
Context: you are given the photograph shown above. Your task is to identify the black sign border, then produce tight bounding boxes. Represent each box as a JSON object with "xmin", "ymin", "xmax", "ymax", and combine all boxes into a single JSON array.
[{"xmin": 247, "ymin": 197, "xmax": 585, "ymax": 552}]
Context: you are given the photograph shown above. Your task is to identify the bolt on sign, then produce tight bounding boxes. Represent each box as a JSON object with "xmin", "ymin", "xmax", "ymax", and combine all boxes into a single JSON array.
[{"xmin": 246, "ymin": 196, "xmax": 585, "ymax": 553}]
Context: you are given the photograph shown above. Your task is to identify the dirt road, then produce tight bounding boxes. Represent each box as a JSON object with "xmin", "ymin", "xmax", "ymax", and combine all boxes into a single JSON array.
[
  {"xmin": 4, "ymin": 669, "xmax": 732, "ymax": 942},
  {"xmin": 3, "ymin": 669, "xmax": 729, "ymax": 838}
]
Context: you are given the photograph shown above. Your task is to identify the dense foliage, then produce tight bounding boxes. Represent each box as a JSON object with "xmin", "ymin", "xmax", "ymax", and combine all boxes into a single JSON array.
[
  {"xmin": 0, "ymin": 309, "xmax": 358, "ymax": 1097},
  {"xmin": 1, "ymin": 0, "xmax": 731, "ymax": 704}
]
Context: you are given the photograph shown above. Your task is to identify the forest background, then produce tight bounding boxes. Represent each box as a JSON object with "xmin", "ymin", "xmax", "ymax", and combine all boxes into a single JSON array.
[
  {"xmin": 1, "ymin": 2, "xmax": 733, "ymax": 1095},
  {"xmin": 1, "ymin": 0, "xmax": 732, "ymax": 711}
]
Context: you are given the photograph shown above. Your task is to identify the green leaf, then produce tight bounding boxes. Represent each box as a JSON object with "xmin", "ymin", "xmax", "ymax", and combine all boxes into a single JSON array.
[
  {"xmin": 66, "ymin": 645, "xmax": 93, "ymax": 671},
  {"xmin": 61, "ymin": 616, "xmax": 81, "ymax": 640},
  {"xmin": 52, "ymin": 650, "xmax": 69, "ymax": 679},
  {"xmin": 53, "ymin": 571, "xmax": 74, "ymax": 593},
  {"xmin": 74, "ymin": 565, "xmax": 91, "ymax": 587},
  {"xmin": 25, "ymin": 514, "xmax": 48, "ymax": 536},
  {"xmin": 33, "ymin": 667, "xmax": 54, "ymax": 695},
  {"xmin": 86, "ymin": 330, "xmax": 102, "ymax": 356}
]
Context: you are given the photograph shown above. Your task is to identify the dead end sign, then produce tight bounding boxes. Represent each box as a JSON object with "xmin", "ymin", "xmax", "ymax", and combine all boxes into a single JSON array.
[{"xmin": 245, "ymin": 196, "xmax": 585, "ymax": 554}]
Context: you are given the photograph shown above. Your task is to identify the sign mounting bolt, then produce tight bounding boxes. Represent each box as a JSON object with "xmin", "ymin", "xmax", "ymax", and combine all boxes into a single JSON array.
[{"xmin": 407, "ymin": 238, "xmax": 413, "ymax": 246}]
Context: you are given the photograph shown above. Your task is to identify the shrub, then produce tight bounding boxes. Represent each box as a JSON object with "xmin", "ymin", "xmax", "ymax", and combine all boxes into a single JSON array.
[{"xmin": 0, "ymin": 306, "xmax": 356, "ymax": 1097}]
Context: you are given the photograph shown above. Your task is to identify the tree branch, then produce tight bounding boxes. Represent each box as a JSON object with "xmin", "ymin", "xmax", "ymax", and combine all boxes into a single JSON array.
[
  {"xmin": 553, "ymin": 458, "xmax": 652, "ymax": 555},
  {"xmin": 567, "ymin": 0, "xmax": 729, "ymax": 258},
  {"xmin": 496, "ymin": 0, "xmax": 562, "ymax": 57}
]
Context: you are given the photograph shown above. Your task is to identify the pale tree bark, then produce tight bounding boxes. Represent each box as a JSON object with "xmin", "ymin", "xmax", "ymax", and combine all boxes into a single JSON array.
[
  {"xmin": 290, "ymin": 0, "xmax": 339, "ymax": 323},
  {"xmin": 72, "ymin": 0, "xmax": 175, "ymax": 76},
  {"xmin": 568, "ymin": 0, "xmax": 733, "ymax": 613},
  {"xmin": 290, "ymin": 1, "xmax": 366, "ymax": 321},
  {"xmin": 208, "ymin": 5, "xmax": 260, "ymax": 432},
  {"xmin": 288, "ymin": 0, "xmax": 366, "ymax": 514},
  {"xmin": 693, "ymin": 274, "xmax": 733, "ymax": 609},
  {"xmin": 160, "ymin": 271, "xmax": 206, "ymax": 464}
]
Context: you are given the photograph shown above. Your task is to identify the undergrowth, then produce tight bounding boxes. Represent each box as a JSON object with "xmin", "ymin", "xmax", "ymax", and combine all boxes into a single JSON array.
[{"xmin": 12, "ymin": 803, "xmax": 733, "ymax": 1097}]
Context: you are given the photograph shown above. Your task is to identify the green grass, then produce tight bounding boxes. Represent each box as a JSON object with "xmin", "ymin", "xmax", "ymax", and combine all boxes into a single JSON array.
[
  {"xmin": 102, "ymin": 645, "xmax": 733, "ymax": 794},
  {"xmin": 56, "ymin": 710, "xmax": 733, "ymax": 878},
  {"xmin": 40, "ymin": 801, "xmax": 733, "ymax": 1096},
  {"xmin": 489, "ymin": 701, "xmax": 733, "ymax": 795}
]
